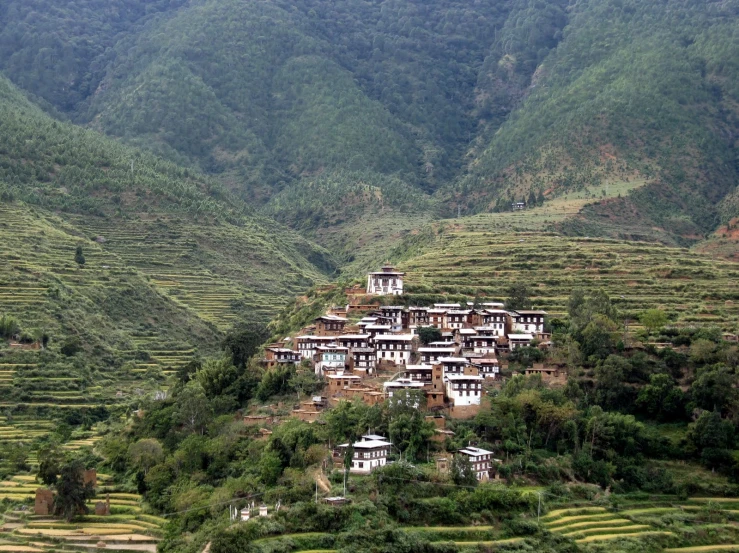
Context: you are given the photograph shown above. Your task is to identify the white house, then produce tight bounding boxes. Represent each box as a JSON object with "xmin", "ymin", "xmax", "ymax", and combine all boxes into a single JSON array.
[
  {"xmin": 419, "ymin": 346, "xmax": 456, "ymax": 364},
  {"xmin": 295, "ymin": 335, "xmax": 336, "ymax": 360},
  {"xmin": 374, "ymin": 334, "xmax": 414, "ymax": 365},
  {"xmin": 343, "ymin": 435, "xmax": 392, "ymax": 474},
  {"xmin": 480, "ymin": 310, "xmax": 509, "ymax": 336},
  {"xmin": 367, "ymin": 265, "xmax": 405, "ymax": 296},
  {"xmin": 383, "ymin": 378, "xmax": 425, "ymax": 407},
  {"xmin": 511, "ymin": 310, "xmax": 547, "ymax": 334},
  {"xmin": 508, "ymin": 333, "xmax": 534, "ymax": 350},
  {"xmin": 315, "ymin": 345, "xmax": 348, "ymax": 375},
  {"xmin": 470, "ymin": 357, "xmax": 499, "ymax": 379},
  {"xmin": 445, "ymin": 374, "xmax": 484, "ymax": 407},
  {"xmin": 458, "ymin": 446, "xmax": 494, "ymax": 481},
  {"xmin": 437, "ymin": 357, "xmax": 469, "ymax": 376}
]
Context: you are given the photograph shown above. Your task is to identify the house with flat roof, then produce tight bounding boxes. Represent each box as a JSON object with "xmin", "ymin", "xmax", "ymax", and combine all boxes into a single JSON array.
[
  {"xmin": 375, "ymin": 334, "xmax": 414, "ymax": 366},
  {"xmin": 458, "ymin": 446, "xmax": 494, "ymax": 481},
  {"xmin": 340, "ymin": 435, "xmax": 393, "ymax": 474}
]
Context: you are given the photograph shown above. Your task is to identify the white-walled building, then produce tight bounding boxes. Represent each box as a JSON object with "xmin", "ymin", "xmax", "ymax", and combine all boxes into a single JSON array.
[
  {"xmin": 458, "ymin": 446, "xmax": 494, "ymax": 481},
  {"xmin": 342, "ymin": 435, "xmax": 392, "ymax": 474},
  {"xmin": 438, "ymin": 357, "xmax": 469, "ymax": 376},
  {"xmin": 419, "ymin": 346, "xmax": 457, "ymax": 364},
  {"xmin": 295, "ymin": 335, "xmax": 337, "ymax": 360},
  {"xmin": 375, "ymin": 334, "xmax": 414, "ymax": 365},
  {"xmin": 367, "ymin": 265, "xmax": 405, "ymax": 296},
  {"xmin": 508, "ymin": 333, "xmax": 534, "ymax": 350},
  {"xmin": 511, "ymin": 310, "xmax": 547, "ymax": 334},
  {"xmin": 470, "ymin": 357, "xmax": 500, "ymax": 379},
  {"xmin": 315, "ymin": 345, "xmax": 348, "ymax": 375},
  {"xmin": 480, "ymin": 310, "xmax": 509, "ymax": 336},
  {"xmin": 445, "ymin": 374, "xmax": 484, "ymax": 407}
]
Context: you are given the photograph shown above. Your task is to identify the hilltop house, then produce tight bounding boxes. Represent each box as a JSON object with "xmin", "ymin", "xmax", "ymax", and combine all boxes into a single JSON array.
[{"xmin": 366, "ymin": 265, "xmax": 405, "ymax": 296}]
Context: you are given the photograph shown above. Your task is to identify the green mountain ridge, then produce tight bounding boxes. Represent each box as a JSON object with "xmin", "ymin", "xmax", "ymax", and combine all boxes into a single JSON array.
[{"xmin": 2, "ymin": 0, "xmax": 737, "ymax": 252}]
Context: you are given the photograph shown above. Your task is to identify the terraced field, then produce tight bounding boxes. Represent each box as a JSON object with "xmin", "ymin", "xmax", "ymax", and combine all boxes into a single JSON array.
[
  {"xmin": 542, "ymin": 506, "xmax": 672, "ymax": 544},
  {"xmin": 70, "ymin": 215, "xmax": 330, "ymax": 328},
  {"xmin": 401, "ymin": 226, "xmax": 739, "ymax": 328},
  {"xmin": 0, "ymin": 475, "xmax": 165, "ymax": 553}
]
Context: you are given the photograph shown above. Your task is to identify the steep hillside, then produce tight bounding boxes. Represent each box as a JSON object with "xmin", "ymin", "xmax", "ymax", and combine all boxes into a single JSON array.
[
  {"xmin": 1, "ymin": 0, "xmax": 738, "ymax": 254},
  {"xmin": 450, "ymin": 0, "xmax": 739, "ymax": 245},
  {"xmin": 0, "ymin": 73, "xmax": 334, "ymax": 328}
]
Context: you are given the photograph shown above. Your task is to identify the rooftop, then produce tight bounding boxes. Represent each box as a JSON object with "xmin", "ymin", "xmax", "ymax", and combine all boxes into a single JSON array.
[{"xmin": 459, "ymin": 446, "xmax": 493, "ymax": 456}]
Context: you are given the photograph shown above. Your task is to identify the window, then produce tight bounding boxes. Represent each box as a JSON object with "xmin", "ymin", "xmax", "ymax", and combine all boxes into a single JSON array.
[{"xmin": 358, "ymin": 462, "xmax": 364, "ymax": 468}]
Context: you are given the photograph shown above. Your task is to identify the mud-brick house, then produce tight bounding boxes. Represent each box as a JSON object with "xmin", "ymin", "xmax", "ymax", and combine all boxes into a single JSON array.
[
  {"xmin": 263, "ymin": 345, "xmax": 302, "ymax": 370},
  {"xmin": 326, "ymin": 374, "xmax": 362, "ymax": 396},
  {"xmin": 366, "ymin": 265, "xmax": 405, "ymax": 296},
  {"xmin": 292, "ymin": 396, "xmax": 327, "ymax": 422},
  {"xmin": 314, "ymin": 315, "xmax": 348, "ymax": 336},
  {"xmin": 525, "ymin": 364, "xmax": 567, "ymax": 386}
]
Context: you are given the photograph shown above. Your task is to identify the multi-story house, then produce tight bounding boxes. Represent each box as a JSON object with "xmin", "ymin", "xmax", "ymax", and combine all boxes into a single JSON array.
[{"xmin": 374, "ymin": 334, "xmax": 414, "ymax": 365}]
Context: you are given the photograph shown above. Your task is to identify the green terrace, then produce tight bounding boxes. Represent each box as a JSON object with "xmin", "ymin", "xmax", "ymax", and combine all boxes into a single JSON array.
[{"xmin": 401, "ymin": 227, "xmax": 739, "ymax": 329}]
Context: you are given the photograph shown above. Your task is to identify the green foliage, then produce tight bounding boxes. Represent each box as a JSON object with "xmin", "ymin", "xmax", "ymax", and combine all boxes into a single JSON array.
[
  {"xmin": 640, "ymin": 309, "xmax": 668, "ymax": 333},
  {"xmin": 418, "ymin": 326, "xmax": 443, "ymax": 346},
  {"xmin": 451, "ymin": 454, "xmax": 477, "ymax": 488},
  {"xmin": 505, "ymin": 283, "xmax": 533, "ymax": 310},
  {"xmin": 53, "ymin": 459, "xmax": 96, "ymax": 521},
  {"xmin": 74, "ymin": 245, "xmax": 86, "ymax": 266}
]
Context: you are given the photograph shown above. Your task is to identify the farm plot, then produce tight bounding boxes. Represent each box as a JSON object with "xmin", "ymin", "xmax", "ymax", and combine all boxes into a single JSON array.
[
  {"xmin": 542, "ymin": 506, "xmax": 672, "ymax": 544},
  {"xmin": 401, "ymin": 228, "xmax": 739, "ymax": 328},
  {"xmin": 0, "ymin": 487, "xmax": 166, "ymax": 553}
]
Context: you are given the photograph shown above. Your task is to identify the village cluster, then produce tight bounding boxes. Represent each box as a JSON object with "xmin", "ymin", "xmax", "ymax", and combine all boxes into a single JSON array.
[{"xmin": 256, "ymin": 266, "xmax": 563, "ymax": 483}]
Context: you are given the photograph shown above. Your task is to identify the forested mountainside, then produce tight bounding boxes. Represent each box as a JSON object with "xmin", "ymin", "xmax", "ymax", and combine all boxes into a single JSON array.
[{"xmin": 1, "ymin": 0, "xmax": 738, "ymax": 252}]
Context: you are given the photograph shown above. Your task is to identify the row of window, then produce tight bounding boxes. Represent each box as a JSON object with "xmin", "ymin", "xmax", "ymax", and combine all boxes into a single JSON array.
[
  {"xmin": 452, "ymin": 383, "xmax": 482, "ymax": 390},
  {"xmin": 378, "ymin": 343, "xmax": 411, "ymax": 350},
  {"xmin": 354, "ymin": 450, "xmax": 386, "ymax": 459}
]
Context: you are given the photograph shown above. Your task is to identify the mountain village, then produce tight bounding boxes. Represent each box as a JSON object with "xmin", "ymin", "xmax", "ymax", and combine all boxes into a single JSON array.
[{"xmin": 254, "ymin": 265, "xmax": 561, "ymax": 485}]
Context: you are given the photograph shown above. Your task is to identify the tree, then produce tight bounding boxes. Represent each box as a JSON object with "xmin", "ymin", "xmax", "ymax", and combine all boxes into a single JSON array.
[
  {"xmin": 37, "ymin": 443, "xmax": 64, "ymax": 486},
  {"xmin": 54, "ymin": 460, "xmax": 95, "ymax": 521},
  {"xmin": 222, "ymin": 323, "xmax": 270, "ymax": 369},
  {"xmin": 691, "ymin": 364, "xmax": 738, "ymax": 414},
  {"xmin": 74, "ymin": 245, "xmax": 85, "ymax": 266},
  {"xmin": 176, "ymin": 381, "xmax": 212, "ymax": 435},
  {"xmin": 635, "ymin": 373, "xmax": 685, "ymax": 421},
  {"xmin": 640, "ymin": 309, "xmax": 668, "ymax": 334},
  {"xmin": 537, "ymin": 189, "xmax": 545, "ymax": 205},
  {"xmin": 580, "ymin": 314, "xmax": 618, "ymax": 361},
  {"xmin": 128, "ymin": 439, "xmax": 164, "ymax": 475},
  {"xmin": 451, "ymin": 454, "xmax": 477, "ymax": 487},
  {"xmin": 418, "ymin": 326, "xmax": 442, "ymax": 345},
  {"xmin": 505, "ymin": 283, "xmax": 532, "ymax": 310},
  {"xmin": 528, "ymin": 189, "xmax": 537, "ymax": 207},
  {"xmin": 196, "ymin": 356, "xmax": 238, "ymax": 398}
]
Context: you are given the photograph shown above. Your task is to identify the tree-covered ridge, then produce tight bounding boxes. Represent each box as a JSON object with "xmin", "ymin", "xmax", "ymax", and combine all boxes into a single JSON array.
[{"xmin": 1, "ymin": 0, "xmax": 738, "ymax": 249}]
